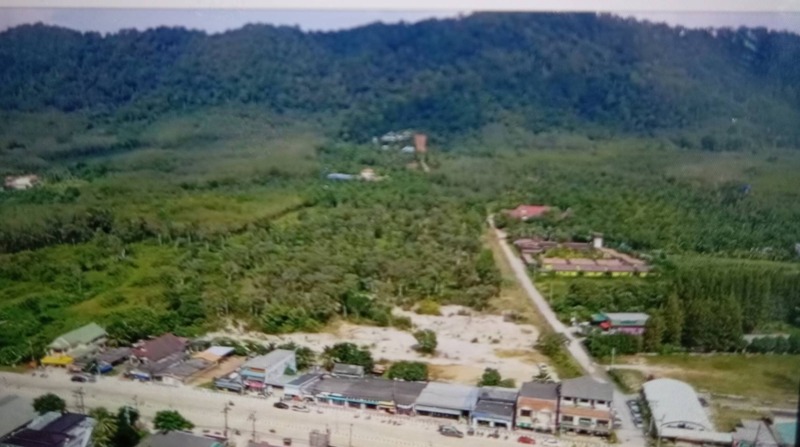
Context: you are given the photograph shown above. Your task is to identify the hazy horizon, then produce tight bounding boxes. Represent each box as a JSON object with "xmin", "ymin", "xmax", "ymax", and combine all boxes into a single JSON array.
[{"xmin": 0, "ymin": 9, "xmax": 799, "ymax": 35}]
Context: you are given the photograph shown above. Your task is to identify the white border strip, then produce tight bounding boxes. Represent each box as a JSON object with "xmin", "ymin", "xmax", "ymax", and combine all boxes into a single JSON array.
[{"xmin": 0, "ymin": 0, "xmax": 797, "ymax": 12}]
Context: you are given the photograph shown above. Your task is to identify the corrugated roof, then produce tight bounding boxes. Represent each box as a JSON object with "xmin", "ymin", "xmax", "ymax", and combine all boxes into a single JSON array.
[
  {"xmin": 472, "ymin": 400, "xmax": 515, "ymax": 419},
  {"xmin": 242, "ymin": 350, "xmax": 295, "ymax": 370},
  {"xmin": 132, "ymin": 334, "xmax": 187, "ymax": 362},
  {"xmin": 478, "ymin": 387, "xmax": 518, "ymax": 403},
  {"xmin": 0, "ymin": 394, "xmax": 35, "ymax": 438},
  {"xmin": 518, "ymin": 382, "xmax": 559, "ymax": 400},
  {"xmin": 415, "ymin": 382, "xmax": 479, "ymax": 412},
  {"xmin": 332, "ymin": 363, "xmax": 364, "ymax": 376},
  {"xmin": 48, "ymin": 323, "xmax": 106, "ymax": 350},
  {"xmin": 605, "ymin": 313, "xmax": 650, "ymax": 324},
  {"xmin": 561, "ymin": 376, "xmax": 614, "ymax": 401},
  {"xmin": 643, "ymin": 379, "xmax": 713, "ymax": 434}
]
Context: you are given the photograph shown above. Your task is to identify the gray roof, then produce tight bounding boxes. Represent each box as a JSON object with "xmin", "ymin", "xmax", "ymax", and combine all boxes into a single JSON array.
[
  {"xmin": 473, "ymin": 400, "xmax": 516, "ymax": 419},
  {"xmin": 331, "ymin": 363, "xmax": 364, "ymax": 377},
  {"xmin": 312, "ymin": 377, "xmax": 354, "ymax": 395},
  {"xmin": 0, "ymin": 394, "xmax": 35, "ymax": 437},
  {"xmin": 560, "ymin": 376, "xmax": 614, "ymax": 401},
  {"xmin": 287, "ymin": 373, "xmax": 323, "ymax": 387},
  {"xmin": 604, "ymin": 312, "xmax": 650, "ymax": 326},
  {"xmin": 643, "ymin": 379, "xmax": 713, "ymax": 434},
  {"xmin": 478, "ymin": 387, "xmax": 519, "ymax": 403},
  {"xmin": 48, "ymin": 323, "xmax": 106, "ymax": 350},
  {"xmin": 392, "ymin": 381, "xmax": 427, "ymax": 407},
  {"xmin": 137, "ymin": 431, "xmax": 224, "ymax": 447},
  {"xmin": 733, "ymin": 420, "xmax": 779, "ymax": 447},
  {"xmin": 518, "ymin": 382, "xmax": 559, "ymax": 400},
  {"xmin": 242, "ymin": 350, "xmax": 295, "ymax": 370},
  {"xmin": 415, "ymin": 382, "xmax": 479, "ymax": 412},
  {"xmin": 159, "ymin": 358, "xmax": 214, "ymax": 380}
]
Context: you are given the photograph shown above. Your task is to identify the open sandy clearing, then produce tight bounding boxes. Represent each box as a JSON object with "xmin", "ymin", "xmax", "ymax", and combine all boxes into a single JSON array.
[{"xmin": 206, "ymin": 305, "xmax": 550, "ymax": 385}]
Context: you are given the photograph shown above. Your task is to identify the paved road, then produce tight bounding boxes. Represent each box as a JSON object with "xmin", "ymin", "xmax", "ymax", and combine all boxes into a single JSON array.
[
  {"xmin": 0, "ymin": 371, "xmax": 606, "ymax": 447},
  {"xmin": 488, "ymin": 216, "xmax": 647, "ymax": 447}
]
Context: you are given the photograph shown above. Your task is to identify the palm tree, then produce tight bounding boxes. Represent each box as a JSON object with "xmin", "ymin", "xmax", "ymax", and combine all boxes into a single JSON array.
[{"xmin": 89, "ymin": 407, "xmax": 118, "ymax": 447}]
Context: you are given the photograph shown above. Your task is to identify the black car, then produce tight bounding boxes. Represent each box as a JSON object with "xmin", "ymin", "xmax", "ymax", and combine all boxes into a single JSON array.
[
  {"xmin": 438, "ymin": 425, "xmax": 464, "ymax": 438},
  {"xmin": 71, "ymin": 374, "xmax": 89, "ymax": 382},
  {"xmin": 273, "ymin": 402, "xmax": 290, "ymax": 409}
]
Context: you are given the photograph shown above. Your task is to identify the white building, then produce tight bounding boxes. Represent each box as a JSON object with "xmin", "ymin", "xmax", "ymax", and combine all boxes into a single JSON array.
[{"xmin": 643, "ymin": 378, "xmax": 733, "ymax": 445}]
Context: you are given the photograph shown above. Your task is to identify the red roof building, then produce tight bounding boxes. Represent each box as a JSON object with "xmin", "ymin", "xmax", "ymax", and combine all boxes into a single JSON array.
[
  {"xmin": 131, "ymin": 333, "xmax": 187, "ymax": 363},
  {"xmin": 508, "ymin": 205, "xmax": 552, "ymax": 221}
]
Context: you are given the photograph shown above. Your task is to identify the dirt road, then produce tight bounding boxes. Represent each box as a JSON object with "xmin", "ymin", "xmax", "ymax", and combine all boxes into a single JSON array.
[
  {"xmin": 0, "ymin": 371, "xmax": 605, "ymax": 447},
  {"xmin": 487, "ymin": 216, "xmax": 647, "ymax": 447}
]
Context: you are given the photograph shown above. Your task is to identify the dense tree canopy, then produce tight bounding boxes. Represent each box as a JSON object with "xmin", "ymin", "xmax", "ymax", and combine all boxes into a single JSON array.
[{"xmin": 1, "ymin": 14, "xmax": 800, "ymax": 145}]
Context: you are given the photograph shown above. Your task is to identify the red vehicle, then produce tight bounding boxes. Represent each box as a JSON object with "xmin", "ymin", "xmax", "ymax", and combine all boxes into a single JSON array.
[{"xmin": 517, "ymin": 436, "xmax": 536, "ymax": 445}]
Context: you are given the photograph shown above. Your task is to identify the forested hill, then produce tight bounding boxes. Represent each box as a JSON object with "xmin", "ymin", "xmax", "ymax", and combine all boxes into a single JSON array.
[{"xmin": 2, "ymin": 13, "xmax": 800, "ymax": 146}]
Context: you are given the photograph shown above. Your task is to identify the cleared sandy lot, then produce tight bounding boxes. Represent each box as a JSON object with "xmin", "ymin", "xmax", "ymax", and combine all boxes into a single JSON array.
[{"xmin": 206, "ymin": 305, "xmax": 551, "ymax": 385}]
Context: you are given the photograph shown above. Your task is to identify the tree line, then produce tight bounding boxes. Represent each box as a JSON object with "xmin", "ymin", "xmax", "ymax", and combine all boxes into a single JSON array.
[{"xmin": 2, "ymin": 13, "xmax": 800, "ymax": 145}]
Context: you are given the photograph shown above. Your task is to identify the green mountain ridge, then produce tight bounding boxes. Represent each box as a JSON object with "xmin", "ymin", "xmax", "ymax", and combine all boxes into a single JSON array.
[{"xmin": 1, "ymin": 13, "xmax": 800, "ymax": 146}]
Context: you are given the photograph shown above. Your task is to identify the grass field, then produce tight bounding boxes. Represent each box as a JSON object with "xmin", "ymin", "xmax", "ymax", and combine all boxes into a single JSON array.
[{"xmin": 617, "ymin": 354, "xmax": 800, "ymax": 406}]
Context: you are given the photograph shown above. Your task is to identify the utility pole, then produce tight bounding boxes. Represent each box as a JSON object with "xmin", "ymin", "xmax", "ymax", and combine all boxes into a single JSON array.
[
  {"xmin": 611, "ymin": 348, "xmax": 616, "ymax": 369},
  {"xmin": 349, "ymin": 423, "xmax": 353, "ymax": 447},
  {"xmin": 248, "ymin": 412, "xmax": 256, "ymax": 442},
  {"xmin": 73, "ymin": 388, "xmax": 86, "ymax": 414},
  {"xmin": 222, "ymin": 402, "xmax": 231, "ymax": 438}
]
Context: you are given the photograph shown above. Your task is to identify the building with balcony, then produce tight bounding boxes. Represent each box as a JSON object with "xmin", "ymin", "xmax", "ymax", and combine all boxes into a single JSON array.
[{"xmin": 557, "ymin": 376, "xmax": 614, "ymax": 435}]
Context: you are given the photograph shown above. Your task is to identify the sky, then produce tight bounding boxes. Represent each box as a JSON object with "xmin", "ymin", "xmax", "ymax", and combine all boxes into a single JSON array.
[{"xmin": 0, "ymin": 9, "xmax": 799, "ymax": 35}]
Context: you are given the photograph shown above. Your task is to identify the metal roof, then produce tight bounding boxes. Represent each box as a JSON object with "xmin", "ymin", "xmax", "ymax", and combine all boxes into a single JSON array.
[
  {"xmin": 604, "ymin": 313, "xmax": 650, "ymax": 325},
  {"xmin": 331, "ymin": 363, "xmax": 364, "ymax": 377},
  {"xmin": 415, "ymin": 382, "xmax": 479, "ymax": 412},
  {"xmin": 518, "ymin": 382, "xmax": 559, "ymax": 400},
  {"xmin": 472, "ymin": 400, "xmax": 515, "ymax": 420},
  {"xmin": 560, "ymin": 376, "xmax": 614, "ymax": 401},
  {"xmin": 48, "ymin": 323, "xmax": 106, "ymax": 350},
  {"xmin": 0, "ymin": 394, "xmax": 35, "ymax": 438},
  {"xmin": 643, "ymin": 378, "xmax": 721, "ymax": 439},
  {"xmin": 242, "ymin": 350, "xmax": 295, "ymax": 370},
  {"xmin": 478, "ymin": 387, "xmax": 519, "ymax": 403}
]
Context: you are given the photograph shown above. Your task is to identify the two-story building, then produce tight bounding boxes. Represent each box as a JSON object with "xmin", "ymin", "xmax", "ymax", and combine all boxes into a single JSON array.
[
  {"xmin": 0, "ymin": 412, "xmax": 95, "ymax": 447},
  {"xmin": 470, "ymin": 387, "xmax": 519, "ymax": 429},
  {"xmin": 239, "ymin": 349, "xmax": 296, "ymax": 391},
  {"xmin": 558, "ymin": 376, "xmax": 614, "ymax": 435},
  {"xmin": 516, "ymin": 382, "xmax": 560, "ymax": 432}
]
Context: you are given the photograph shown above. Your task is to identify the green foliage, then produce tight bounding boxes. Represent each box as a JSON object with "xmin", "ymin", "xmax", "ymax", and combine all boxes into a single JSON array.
[
  {"xmin": 478, "ymin": 368, "xmax": 502, "ymax": 386},
  {"xmin": 585, "ymin": 333, "xmax": 643, "ymax": 358},
  {"xmin": 642, "ymin": 312, "xmax": 665, "ymax": 353},
  {"xmin": 3, "ymin": 15, "xmax": 800, "ymax": 147},
  {"xmin": 322, "ymin": 343, "xmax": 374, "ymax": 371},
  {"xmin": 387, "ymin": 361, "xmax": 428, "ymax": 381},
  {"xmin": 153, "ymin": 410, "xmax": 194, "ymax": 433},
  {"xmin": 88, "ymin": 407, "xmax": 118, "ymax": 447},
  {"xmin": 276, "ymin": 342, "xmax": 316, "ymax": 370},
  {"xmin": 413, "ymin": 329, "xmax": 438, "ymax": 354},
  {"xmin": 746, "ymin": 335, "xmax": 800, "ymax": 354},
  {"xmin": 113, "ymin": 407, "xmax": 142, "ymax": 447},
  {"xmin": 415, "ymin": 299, "xmax": 441, "ymax": 316},
  {"xmin": 662, "ymin": 293, "xmax": 684, "ymax": 346},
  {"xmin": 32, "ymin": 393, "xmax": 66, "ymax": 414}
]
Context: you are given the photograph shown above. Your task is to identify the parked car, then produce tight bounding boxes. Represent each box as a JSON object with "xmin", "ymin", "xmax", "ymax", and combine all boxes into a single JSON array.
[
  {"xmin": 291, "ymin": 404, "xmax": 310, "ymax": 413},
  {"xmin": 517, "ymin": 436, "xmax": 536, "ymax": 444},
  {"xmin": 438, "ymin": 425, "xmax": 464, "ymax": 438},
  {"xmin": 71, "ymin": 374, "xmax": 95, "ymax": 383},
  {"xmin": 542, "ymin": 439, "xmax": 560, "ymax": 447},
  {"xmin": 273, "ymin": 402, "xmax": 290, "ymax": 409}
]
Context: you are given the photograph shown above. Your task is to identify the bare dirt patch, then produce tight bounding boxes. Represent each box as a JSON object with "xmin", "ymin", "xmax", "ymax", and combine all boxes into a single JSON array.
[{"xmin": 207, "ymin": 305, "xmax": 546, "ymax": 385}]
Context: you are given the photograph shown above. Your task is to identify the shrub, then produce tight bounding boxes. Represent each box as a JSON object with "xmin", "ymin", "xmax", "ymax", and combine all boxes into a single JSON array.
[
  {"xmin": 413, "ymin": 329, "xmax": 437, "ymax": 354},
  {"xmin": 415, "ymin": 300, "xmax": 441, "ymax": 316},
  {"xmin": 387, "ymin": 361, "xmax": 429, "ymax": 381}
]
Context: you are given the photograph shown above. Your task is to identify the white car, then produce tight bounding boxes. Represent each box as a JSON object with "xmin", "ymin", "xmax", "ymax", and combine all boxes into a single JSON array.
[
  {"xmin": 291, "ymin": 405, "xmax": 311, "ymax": 413},
  {"xmin": 542, "ymin": 439, "xmax": 560, "ymax": 447}
]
